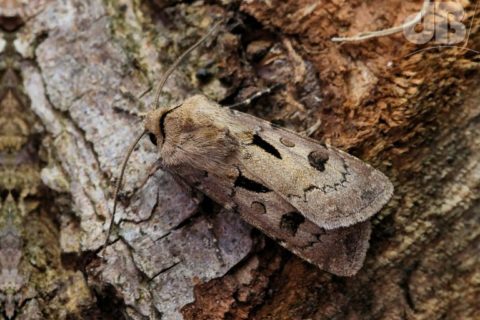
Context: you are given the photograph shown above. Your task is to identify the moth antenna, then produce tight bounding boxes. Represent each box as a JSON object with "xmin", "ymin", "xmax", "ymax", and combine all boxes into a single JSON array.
[
  {"xmin": 102, "ymin": 129, "xmax": 147, "ymax": 256},
  {"xmin": 154, "ymin": 19, "xmax": 224, "ymax": 109},
  {"xmin": 103, "ymin": 18, "xmax": 223, "ymax": 255}
]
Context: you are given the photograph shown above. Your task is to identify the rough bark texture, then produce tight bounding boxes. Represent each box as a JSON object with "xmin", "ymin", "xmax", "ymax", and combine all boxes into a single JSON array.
[{"xmin": 1, "ymin": 0, "xmax": 478, "ymax": 319}]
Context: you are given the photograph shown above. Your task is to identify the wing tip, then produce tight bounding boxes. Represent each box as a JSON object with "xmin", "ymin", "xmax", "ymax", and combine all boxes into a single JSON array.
[
  {"xmin": 314, "ymin": 221, "xmax": 372, "ymax": 277},
  {"xmin": 323, "ymin": 171, "xmax": 394, "ymax": 230}
]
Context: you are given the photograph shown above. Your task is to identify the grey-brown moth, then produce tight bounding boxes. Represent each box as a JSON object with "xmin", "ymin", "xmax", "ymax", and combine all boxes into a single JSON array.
[{"xmin": 104, "ymin": 21, "xmax": 394, "ymax": 277}]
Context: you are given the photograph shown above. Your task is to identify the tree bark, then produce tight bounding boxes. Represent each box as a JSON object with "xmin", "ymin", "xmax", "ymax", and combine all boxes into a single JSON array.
[{"xmin": 3, "ymin": 0, "xmax": 478, "ymax": 319}]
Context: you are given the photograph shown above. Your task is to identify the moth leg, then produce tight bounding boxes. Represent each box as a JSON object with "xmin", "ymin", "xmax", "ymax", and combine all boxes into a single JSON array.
[
  {"xmin": 138, "ymin": 160, "xmax": 199, "ymax": 201},
  {"xmin": 137, "ymin": 159, "xmax": 164, "ymax": 190},
  {"xmin": 167, "ymin": 172, "xmax": 205, "ymax": 206},
  {"xmin": 225, "ymin": 83, "xmax": 283, "ymax": 109}
]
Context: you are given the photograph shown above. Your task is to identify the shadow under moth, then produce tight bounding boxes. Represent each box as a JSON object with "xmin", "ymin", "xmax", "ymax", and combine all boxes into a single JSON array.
[{"xmin": 105, "ymin": 21, "xmax": 394, "ymax": 277}]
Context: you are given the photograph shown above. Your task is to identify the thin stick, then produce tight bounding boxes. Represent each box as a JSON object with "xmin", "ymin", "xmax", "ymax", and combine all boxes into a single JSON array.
[
  {"xmin": 102, "ymin": 130, "xmax": 147, "ymax": 256},
  {"xmin": 332, "ymin": 0, "xmax": 431, "ymax": 42},
  {"xmin": 154, "ymin": 19, "xmax": 224, "ymax": 109}
]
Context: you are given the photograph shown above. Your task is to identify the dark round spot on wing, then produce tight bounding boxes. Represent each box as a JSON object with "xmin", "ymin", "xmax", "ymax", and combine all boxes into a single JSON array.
[
  {"xmin": 308, "ymin": 150, "xmax": 329, "ymax": 172},
  {"xmin": 251, "ymin": 201, "xmax": 266, "ymax": 214},
  {"xmin": 280, "ymin": 212, "xmax": 305, "ymax": 236}
]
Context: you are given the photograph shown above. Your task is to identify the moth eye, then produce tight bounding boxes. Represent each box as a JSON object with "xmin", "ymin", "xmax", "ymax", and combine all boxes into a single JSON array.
[{"xmin": 148, "ymin": 133, "xmax": 157, "ymax": 146}]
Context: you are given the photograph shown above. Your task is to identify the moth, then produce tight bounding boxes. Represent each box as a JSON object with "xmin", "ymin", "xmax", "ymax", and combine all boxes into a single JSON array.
[{"xmin": 105, "ymin": 21, "xmax": 394, "ymax": 277}]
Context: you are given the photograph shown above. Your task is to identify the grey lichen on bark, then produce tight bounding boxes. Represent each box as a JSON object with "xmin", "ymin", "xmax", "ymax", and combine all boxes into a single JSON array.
[{"xmin": 15, "ymin": 0, "xmax": 252, "ymax": 318}]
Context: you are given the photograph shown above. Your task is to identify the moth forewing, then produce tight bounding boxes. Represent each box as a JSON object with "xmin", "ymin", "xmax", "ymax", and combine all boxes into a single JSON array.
[
  {"xmin": 229, "ymin": 109, "xmax": 395, "ymax": 230},
  {"xmin": 174, "ymin": 163, "xmax": 372, "ymax": 276},
  {"xmin": 144, "ymin": 94, "xmax": 393, "ymax": 276},
  {"xmin": 148, "ymin": 94, "xmax": 394, "ymax": 228}
]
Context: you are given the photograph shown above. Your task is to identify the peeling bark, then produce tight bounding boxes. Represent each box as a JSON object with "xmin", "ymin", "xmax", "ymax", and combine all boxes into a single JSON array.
[{"xmin": 1, "ymin": 0, "xmax": 478, "ymax": 319}]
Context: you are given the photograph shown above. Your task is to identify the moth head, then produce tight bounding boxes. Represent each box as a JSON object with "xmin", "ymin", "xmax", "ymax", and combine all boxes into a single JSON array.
[
  {"xmin": 142, "ymin": 19, "xmax": 223, "ymax": 148},
  {"xmin": 144, "ymin": 108, "xmax": 167, "ymax": 147}
]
